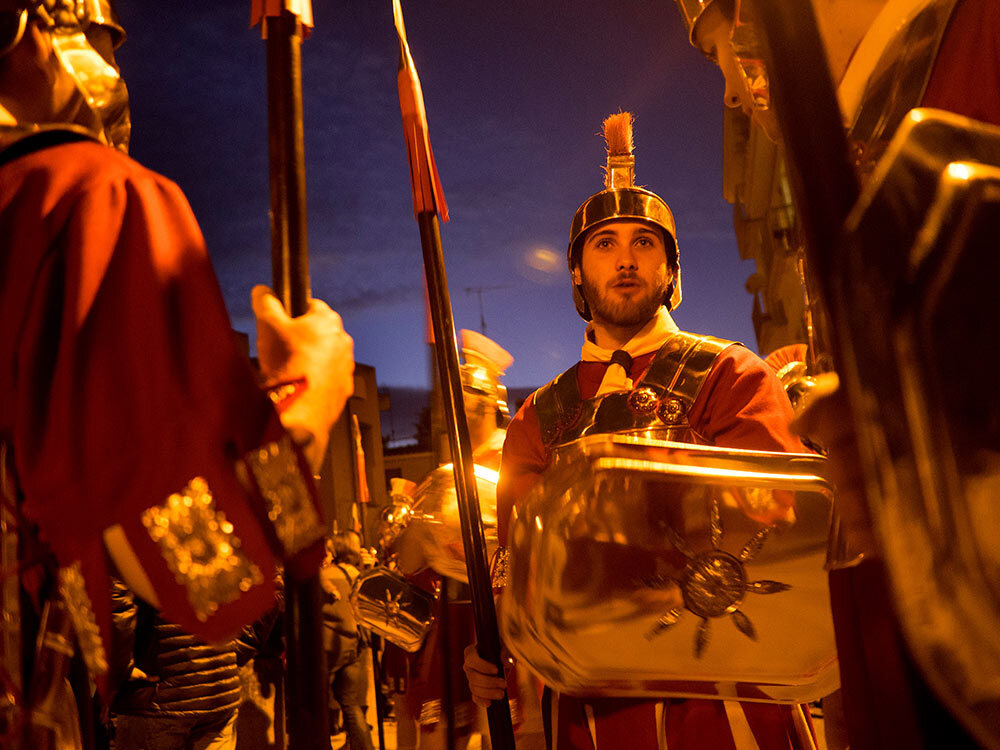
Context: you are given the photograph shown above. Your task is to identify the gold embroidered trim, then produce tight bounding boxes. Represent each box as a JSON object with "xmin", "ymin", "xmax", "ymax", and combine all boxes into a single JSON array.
[
  {"xmin": 490, "ymin": 546, "xmax": 510, "ymax": 590},
  {"xmin": 241, "ymin": 437, "xmax": 323, "ymax": 557},
  {"xmin": 58, "ymin": 561, "xmax": 108, "ymax": 675},
  {"xmin": 265, "ymin": 377, "xmax": 307, "ymax": 412},
  {"xmin": 418, "ymin": 698, "xmax": 477, "ymax": 728},
  {"xmin": 142, "ymin": 477, "xmax": 263, "ymax": 621},
  {"xmin": 419, "ymin": 698, "xmax": 442, "ymax": 726}
]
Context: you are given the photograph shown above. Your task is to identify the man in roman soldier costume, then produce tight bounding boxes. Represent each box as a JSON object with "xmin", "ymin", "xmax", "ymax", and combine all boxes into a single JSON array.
[
  {"xmin": 465, "ymin": 112, "xmax": 818, "ymax": 750},
  {"xmin": 0, "ymin": 2, "xmax": 354, "ymax": 746},
  {"xmin": 378, "ymin": 331, "xmax": 544, "ymax": 750}
]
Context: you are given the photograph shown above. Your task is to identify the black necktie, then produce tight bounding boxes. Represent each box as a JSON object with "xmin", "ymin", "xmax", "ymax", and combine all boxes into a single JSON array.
[{"xmin": 610, "ymin": 349, "xmax": 633, "ymax": 373}]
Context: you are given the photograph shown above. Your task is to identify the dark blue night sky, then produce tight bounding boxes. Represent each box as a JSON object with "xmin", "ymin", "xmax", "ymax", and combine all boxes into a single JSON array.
[{"xmin": 116, "ymin": 1, "xmax": 754, "ymax": 391}]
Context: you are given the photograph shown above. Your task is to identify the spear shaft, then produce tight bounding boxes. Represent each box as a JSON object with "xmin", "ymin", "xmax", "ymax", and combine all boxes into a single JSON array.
[
  {"xmin": 391, "ymin": 2, "xmax": 513, "ymax": 742},
  {"xmin": 263, "ymin": 10, "xmax": 329, "ymax": 749},
  {"xmin": 266, "ymin": 10, "xmax": 311, "ymax": 316},
  {"xmin": 418, "ymin": 212, "xmax": 515, "ymax": 749}
]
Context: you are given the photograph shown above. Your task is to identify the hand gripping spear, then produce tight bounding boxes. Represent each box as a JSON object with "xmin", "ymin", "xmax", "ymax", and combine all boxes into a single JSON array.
[
  {"xmin": 392, "ymin": 2, "xmax": 516, "ymax": 748},
  {"xmin": 250, "ymin": 2, "xmax": 329, "ymax": 748}
]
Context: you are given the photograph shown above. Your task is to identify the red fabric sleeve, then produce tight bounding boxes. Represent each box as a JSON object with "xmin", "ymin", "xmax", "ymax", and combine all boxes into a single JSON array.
[
  {"xmin": 7, "ymin": 143, "xmax": 323, "ymax": 659},
  {"xmin": 920, "ymin": 0, "xmax": 1000, "ymax": 128},
  {"xmin": 688, "ymin": 345, "xmax": 805, "ymax": 453},
  {"xmin": 496, "ymin": 393, "xmax": 549, "ymax": 547}
]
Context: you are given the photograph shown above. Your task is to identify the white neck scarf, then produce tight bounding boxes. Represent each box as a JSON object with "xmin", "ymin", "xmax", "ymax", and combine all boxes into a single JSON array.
[{"xmin": 580, "ymin": 307, "xmax": 679, "ymax": 396}]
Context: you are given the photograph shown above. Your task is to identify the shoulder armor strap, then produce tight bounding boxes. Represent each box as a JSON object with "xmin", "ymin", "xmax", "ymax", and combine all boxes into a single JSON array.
[
  {"xmin": 643, "ymin": 332, "xmax": 737, "ymax": 405},
  {"xmin": 533, "ymin": 364, "xmax": 582, "ymax": 448}
]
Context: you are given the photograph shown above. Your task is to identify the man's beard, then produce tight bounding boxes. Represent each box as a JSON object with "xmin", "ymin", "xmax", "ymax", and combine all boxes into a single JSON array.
[{"xmin": 581, "ymin": 273, "xmax": 668, "ymax": 328}]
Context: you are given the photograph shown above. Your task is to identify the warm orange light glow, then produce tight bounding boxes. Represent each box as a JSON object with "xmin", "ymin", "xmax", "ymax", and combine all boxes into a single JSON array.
[
  {"xmin": 525, "ymin": 247, "xmax": 560, "ymax": 274},
  {"xmin": 947, "ymin": 162, "xmax": 971, "ymax": 181}
]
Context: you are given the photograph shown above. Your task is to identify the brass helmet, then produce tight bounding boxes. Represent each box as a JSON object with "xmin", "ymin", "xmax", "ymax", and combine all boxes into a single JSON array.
[
  {"xmin": 0, "ymin": 0, "xmax": 130, "ymax": 151},
  {"xmin": 673, "ymin": 0, "xmax": 772, "ymax": 116},
  {"xmin": 459, "ymin": 329, "xmax": 514, "ymax": 421},
  {"xmin": 674, "ymin": 0, "xmax": 735, "ymax": 53},
  {"xmin": 568, "ymin": 112, "xmax": 680, "ymax": 320},
  {"xmin": 378, "ymin": 477, "xmax": 418, "ymax": 551}
]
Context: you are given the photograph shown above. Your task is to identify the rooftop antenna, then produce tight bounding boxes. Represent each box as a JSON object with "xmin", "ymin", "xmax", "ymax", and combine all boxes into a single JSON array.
[{"xmin": 464, "ymin": 285, "xmax": 510, "ymax": 334}]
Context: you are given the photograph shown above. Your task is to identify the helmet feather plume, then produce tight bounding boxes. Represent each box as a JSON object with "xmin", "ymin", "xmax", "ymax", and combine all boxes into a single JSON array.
[
  {"xmin": 602, "ymin": 111, "xmax": 636, "ymax": 189},
  {"xmin": 603, "ymin": 112, "xmax": 634, "ymax": 157}
]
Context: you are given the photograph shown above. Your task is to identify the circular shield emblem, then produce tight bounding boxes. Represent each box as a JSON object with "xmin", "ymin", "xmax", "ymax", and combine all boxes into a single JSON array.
[
  {"xmin": 627, "ymin": 387, "xmax": 659, "ymax": 415},
  {"xmin": 656, "ymin": 398, "xmax": 685, "ymax": 424},
  {"xmin": 681, "ymin": 550, "xmax": 747, "ymax": 618}
]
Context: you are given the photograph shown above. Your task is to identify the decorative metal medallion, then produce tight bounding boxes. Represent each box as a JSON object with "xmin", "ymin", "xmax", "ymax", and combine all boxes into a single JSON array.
[
  {"xmin": 656, "ymin": 397, "xmax": 686, "ymax": 425},
  {"xmin": 242, "ymin": 437, "xmax": 324, "ymax": 557},
  {"xmin": 380, "ymin": 587, "xmax": 404, "ymax": 628},
  {"xmin": 142, "ymin": 476, "xmax": 264, "ymax": 621},
  {"xmin": 645, "ymin": 496, "xmax": 791, "ymax": 657},
  {"xmin": 627, "ymin": 387, "xmax": 659, "ymax": 415}
]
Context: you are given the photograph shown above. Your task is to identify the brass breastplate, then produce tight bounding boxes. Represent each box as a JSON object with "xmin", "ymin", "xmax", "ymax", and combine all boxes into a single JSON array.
[{"xmin": 534, "ymin": 332, "xmax": 734, "ymax": 449}]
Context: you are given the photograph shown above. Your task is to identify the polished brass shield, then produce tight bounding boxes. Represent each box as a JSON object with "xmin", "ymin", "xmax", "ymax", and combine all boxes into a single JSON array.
[
  {"xmin": 500, "ymin": 435, "xmax": 837, "ymax": 703},
  {"xmin": 352, "ymin": 568, "xmax": 436, "ymax": 653}
]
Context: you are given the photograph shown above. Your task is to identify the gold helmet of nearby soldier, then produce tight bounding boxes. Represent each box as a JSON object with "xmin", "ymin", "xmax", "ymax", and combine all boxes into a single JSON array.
[
  {"xmin": 459, "ymin": 329, "xmax": 514, "ymax": 421},
  {"xmin": 673, "ymin": 0, "xmax": 773, "ymax": 128},
  {"xmin": 0, "ymin": 0, "xmax": 130, "ymax": 151},
  {"xmin": 567, "ymin": 112, "xmax": 681, "ymax": 320}
]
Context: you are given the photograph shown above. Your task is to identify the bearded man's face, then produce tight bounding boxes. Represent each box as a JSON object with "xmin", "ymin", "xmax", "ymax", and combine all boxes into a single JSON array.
[{"xmin": 576, "ymin": 220, "xmax": 672, "ymax": 328}]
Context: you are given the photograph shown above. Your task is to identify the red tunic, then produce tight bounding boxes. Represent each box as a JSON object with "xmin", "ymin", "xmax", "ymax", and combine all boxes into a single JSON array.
[
  {"xmin": 497, "ymin": 341, "xmax": 812, "ymax": 750},
  {"xmin": 919, "ymin": 0, "xmax": 1000, "ymax": 127},
  {"xmin": 0, "ymin": 137, "xmax": 323, "ymax": 688}
]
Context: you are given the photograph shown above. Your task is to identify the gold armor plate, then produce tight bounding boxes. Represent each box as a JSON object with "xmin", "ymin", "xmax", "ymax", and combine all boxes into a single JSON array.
[{"xmin": 500, "ymin": 434, "xmax": 838, "ymax": 703}]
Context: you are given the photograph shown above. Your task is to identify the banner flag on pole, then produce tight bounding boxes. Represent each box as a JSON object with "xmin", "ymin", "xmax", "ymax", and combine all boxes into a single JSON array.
[
  {"xmin": 393, "ymin": 0, "xmax": 450, "ymax": 221},
  {"xmin": 351, "ymin": 414, "xmax": 372, "ymax": 506}
]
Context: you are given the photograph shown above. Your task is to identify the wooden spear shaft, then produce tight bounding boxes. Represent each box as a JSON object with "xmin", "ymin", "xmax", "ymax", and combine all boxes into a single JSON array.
[
  {"xmin": 417, "ymin": 211, "xmax": 516, "ymax": 750},
  {"xmin": 263, "ymin": 10, "xmax": 329, "ymax": 749},
  {"xmin": 266, "ymin": 11, "xmax": 311, "ymax": 315},
  {"xmin": 391, "ymin": 2, "xmax": 513, "ymax": 740}
]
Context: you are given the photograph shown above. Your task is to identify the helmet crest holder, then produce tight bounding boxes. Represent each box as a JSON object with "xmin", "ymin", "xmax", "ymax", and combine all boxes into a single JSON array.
[{"xmin": 567, "ymin": 112, "xmax": 681, "ymax": 321}]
